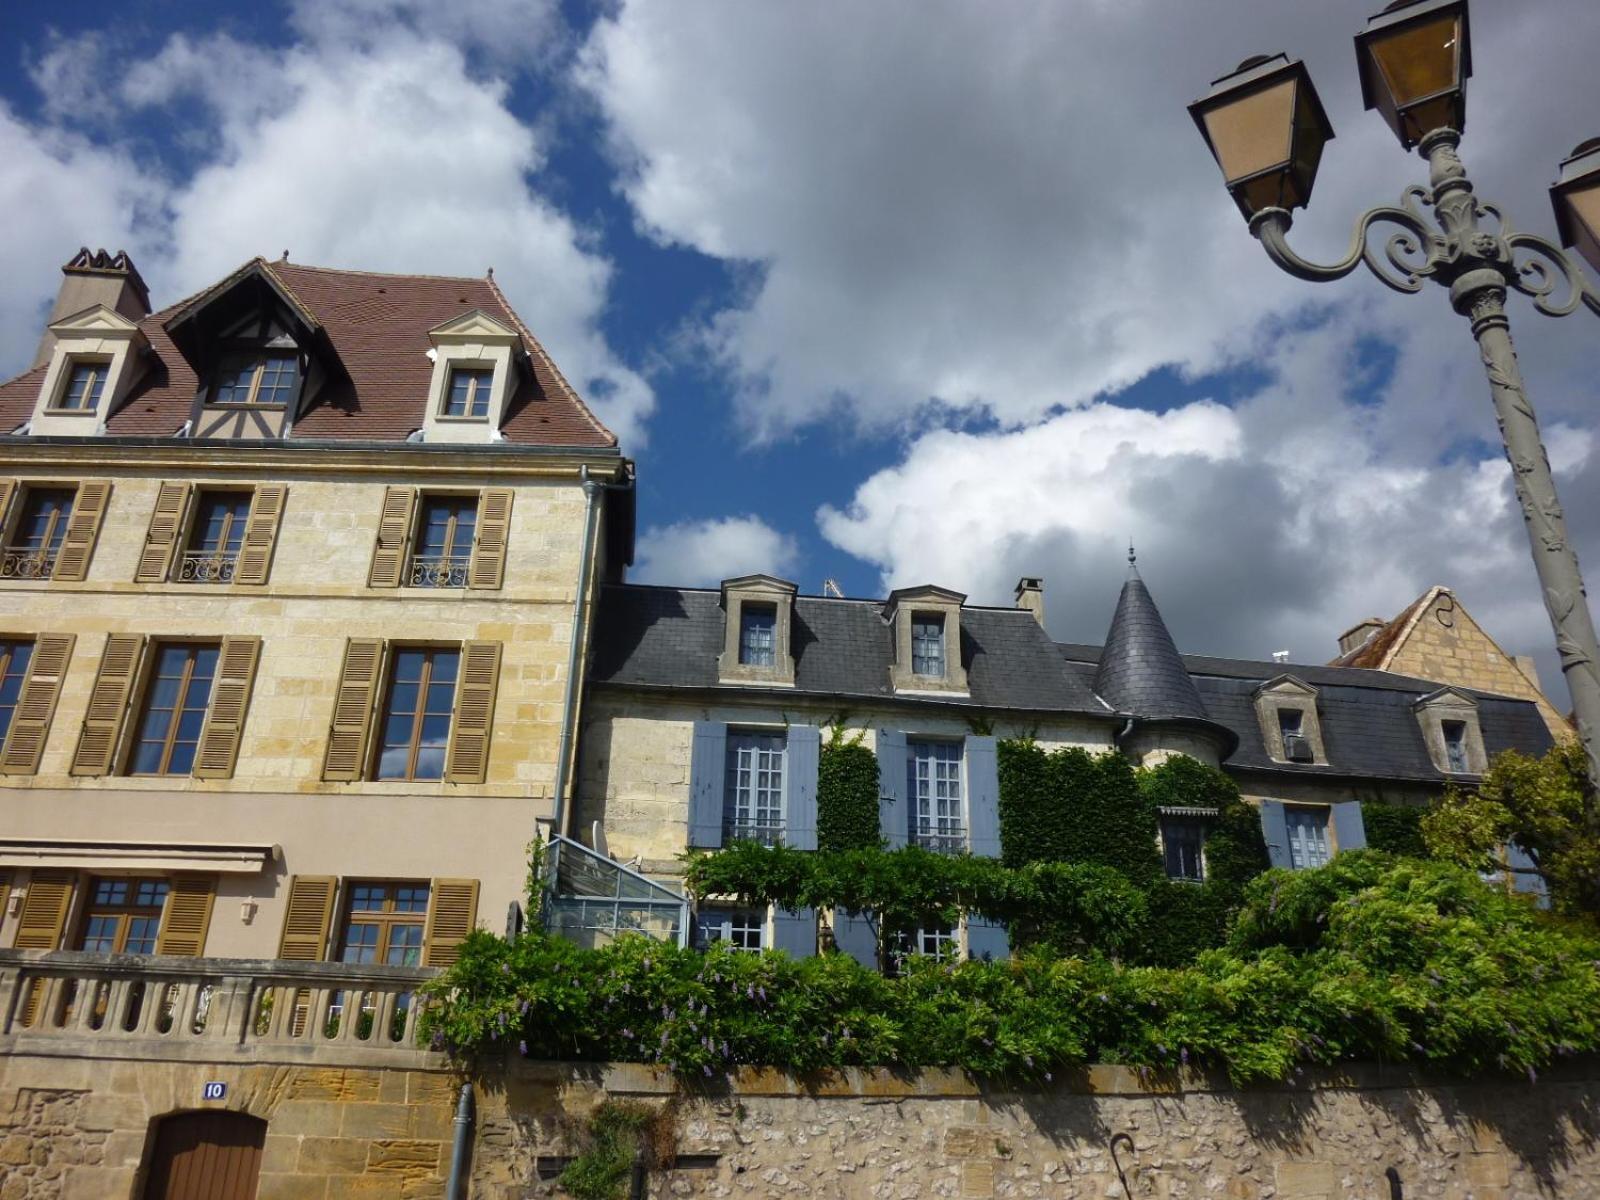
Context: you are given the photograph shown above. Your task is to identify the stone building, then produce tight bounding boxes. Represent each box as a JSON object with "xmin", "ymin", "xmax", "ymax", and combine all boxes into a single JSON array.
[
  {"xmin": 572, "ymin": 561, "xmax": 1553, "ymax": 959},
  {"xmin": 0, "ymin": 248, "xmax": 633, "ymax": 969}
]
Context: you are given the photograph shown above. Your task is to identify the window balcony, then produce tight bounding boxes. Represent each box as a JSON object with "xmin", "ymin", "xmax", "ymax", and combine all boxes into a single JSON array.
[
  {"xmin": 910, "ymin": 825, "xmax": 966, "ymax": 855},
  {"xmin": 407, "ymin": 553, "xmax": 470, "ymax": 588},
  {"xmin": 723, "ymin": 820, "xmax": 786, "ymax": 847},
  {"xmin": 0, "ymin": 547, "xmax": 56, "ymax": 580},
  {"xmin": 174, "ymin": 550, "xmax": 239, "ymax": 584}
]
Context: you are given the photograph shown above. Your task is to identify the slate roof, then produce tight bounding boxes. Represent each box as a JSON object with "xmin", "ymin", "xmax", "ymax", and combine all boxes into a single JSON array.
[
  {"xmin": 1093, "ymin": 569, "xmax": 1212, "ymax": 722},
  {"xmin": 0, "ymin": 258, "xmax": 615, "ymax": 448},
  {"xmin": 589, "ymin": 585, "xmax": 1108, "ymax": 714}
]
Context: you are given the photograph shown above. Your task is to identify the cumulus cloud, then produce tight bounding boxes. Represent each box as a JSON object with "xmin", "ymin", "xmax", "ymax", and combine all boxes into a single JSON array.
[{"xmin": 633, "ymin": 516, "xmax": 799, "ymax": 587}]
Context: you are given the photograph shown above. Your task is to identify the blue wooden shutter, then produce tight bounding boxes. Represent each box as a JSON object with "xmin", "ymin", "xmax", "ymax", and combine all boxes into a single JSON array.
[
  {"xmin": 966, "ymin": 914, "xmax": 1009, "ymax": 962},
  {"xmin": 688, "ymin": 721, "xmax": 728, "ymax": 849},
  {"xmin": 771, "ymin": 907, "xmax": 816, "ymax": 958},
  {"xmin": 832, "ymin": 909, "xmax": 878, "ymax": 969},
  {"xmin": 965, "ymin": 735, "xmax": 1001, "ymax": 858},
  {"xmin": 785, "ymin": 725, "xmax": 820, "ymax": 850},
  {"xmin": 877, "ymin": 730, "xmax": 907, "ymax": 849},
  {"xmin": 1331, "ymin": 801, "xmax": 1367, "ymax": 854},
  {"xmin": 1258, "ymin": 800, "xmax": 1291, "ymax": 869}
]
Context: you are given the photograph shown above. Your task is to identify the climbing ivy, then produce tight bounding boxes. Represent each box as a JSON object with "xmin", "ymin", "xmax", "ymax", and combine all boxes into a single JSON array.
[
  {"xmin": 1360, "ymin": 800, "xmax": 1429, "ymax": 858},
  {"xmin": 817, "ymin": 724, "xmax": 882, "ymax": 852},
  {"xmin": 997, "ymin": 742, "xmax": 1161, "ymax": 884}
]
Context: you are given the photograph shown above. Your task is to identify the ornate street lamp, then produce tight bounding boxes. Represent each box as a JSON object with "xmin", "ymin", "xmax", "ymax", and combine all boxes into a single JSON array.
[{"xmin": 1191, "ymin": 0, "xmax": 1600, "ymax": 793}]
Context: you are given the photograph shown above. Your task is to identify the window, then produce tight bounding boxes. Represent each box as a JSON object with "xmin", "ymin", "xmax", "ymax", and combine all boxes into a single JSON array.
[
  {"xmin": 54, "ymin": 360, "xmax": 108, "ymax": 412},
  {"xmin": 4, "ymin": 487, "xmax": 74, "ymax": 579},
  {"xmin": 1161, "ymin": 816, "xmax": 1207, "ymax": 881},
  {"xmin": 1442, "ymin": 720, "xmax": 1469, "ymax": 773},
  {"xmin": 908, "ymin": 740, "xmax": 964, "ymax": 853},
  {"xmin": 888, "ymin": 924, "xmax": 956, "ymax": 970},
  {"xmin": 375, "ymin": 647, "xmax": 458, "ymax": 781},
  {"xmin": 442, "ymin": 367, "xmax": 494, "ymax": 419},
  {"xmin": 1285, "ymin": 807, "xmax": 1331, "ymax": 870},
  {"xmin": 0, "ymin": 640, "xmax": 34, "ymax": 745},
  {"xmin": 724, "ymin": 731, "xmax": 786, "ymax": 844},
  {"xmin": 128, "ymin": 644, "xmax": 219, "ymax": 776},
  {"xmin": 212, "ymin": 352, "xmax": 298, "ymax": 406},
  {"xmin": 910, "ymin": 614, "xmax": 945, "ymax": 677},
  {"xmin": 77, "ymin": 878, "xmax": 168, "ymax": 954},
  {"xmin": 738, "ymin": 604, "xmax": 777, "ymax": 667},
  {"xmin": 408, "ymin": 495, "xmax": 477, "ymax": 588},
  {"xmin": 1278, "ymin": 709, "xmax": 1302, "ymax": 738},
  {"xmin": 697, "ymin": 906, "xmax": 764, "ymax": 953},
  {"xmin": 176, "ymin": 491, "xmax": 252, "ymax": 584},
  {"xmin": 338, "ymin": 882, "xmax": 430, "ymax": 966}
]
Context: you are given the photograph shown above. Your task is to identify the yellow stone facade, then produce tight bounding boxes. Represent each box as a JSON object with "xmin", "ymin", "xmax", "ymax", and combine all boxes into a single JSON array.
[{"xmin": 0, "ymin": 439, "xmax": 624, "ymax": 959}]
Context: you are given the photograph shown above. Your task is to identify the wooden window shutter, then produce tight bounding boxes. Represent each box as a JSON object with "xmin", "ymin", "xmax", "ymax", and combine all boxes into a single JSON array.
[
  {"xmin": 70, "ymin": 633, "xmax": 145, "ymax": 776},
  {"xmin": 444, "ymin": 641, "xmax": 501, "ymax": 785},
  {"xmin": 276, "ymin": 875, "xmax": 337, "ymax": 961},
  {"xmin": 0, "ymin": 634, "xmax": 75, "ymax": 775},
  {"xmin": 134, "ymin": 482, "xmax": 191, "ymax": 582},
  {"xmin": 53, "ymin": 480, "xmax": 112, "ymax": 581},
  {"xmin": 367, "ymin": 486, "xmax": 416, "ymax": 588},
  {"xmin": 234, "ymin": 485, "xmax": 288, "ymax": 585},
  {"xmin": 323, "ymin": 638, "xmax": 384, "ymax": 781},
  {"xmin": 194, "ymin": 637, "xmax": 262, "ymax": 779},
  {"xmin": 14, "ymin": 869, "xmax": 75, "ymax": 949},
  {"xmin": 154, "ymin": 875, "xmax": 216, "ymax": 956},
  {"xmin": 466, "ymin": 488, "xmax": 513, "ymax": 590},
  {"xmin": 0, "ymin": 480, "xmax": 16, "ymax": 531},
  {"xmin": 423, "ymin": 879, "xmax": 480, "ymax": 967}
]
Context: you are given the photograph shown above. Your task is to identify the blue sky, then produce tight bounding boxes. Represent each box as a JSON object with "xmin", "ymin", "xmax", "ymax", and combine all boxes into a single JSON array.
[{"xmin": 2, "ymin": 0, "xmax": 1598, "ymax": 703}]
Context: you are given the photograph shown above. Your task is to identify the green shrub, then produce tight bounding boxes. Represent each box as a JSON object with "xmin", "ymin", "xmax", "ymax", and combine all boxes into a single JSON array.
[
  {"xmin": 818, "ymin": 737, "xmax": 882, "ymax": 852},
  {"xmin": 1361, "ymin": 801, "xmax": 1428, "ymax": 858}
]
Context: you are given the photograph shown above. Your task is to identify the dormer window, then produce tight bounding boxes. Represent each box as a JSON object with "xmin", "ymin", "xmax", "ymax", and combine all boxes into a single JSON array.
[
  {"xmin": 911, "ymin": 614, "xmax": 945, "ymax": 677},
  {"xmin": 1442, "ymin": 720, "xmax": 1469, "ymax": 773},
  {"xmin": 738, "ymin": 604, "xmax": 777, "ymax": 667},
  {"xmin": 212, "ymin": 351, "xmax": 299, "ymax": 407},
  {"xmin": 443, "ymin": 367, "xmax": 494, "ymax": 419},
  {"xmin": 884, "ymin": 586, "xmax": 968, "ymax": 696},
  {"xmin": 1253, "ymin": 675, "xmax": 1327, "ymax": 765},
  {"xmin": 54, "ymin": 360, "xmax": 110, "ymax": 412},
  {"xmin": 1414, "ymin": 688, "xmax": 1486, "ymax": 775}
]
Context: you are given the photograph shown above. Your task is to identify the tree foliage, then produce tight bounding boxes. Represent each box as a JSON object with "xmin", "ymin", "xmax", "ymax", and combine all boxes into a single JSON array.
[
  {"xmin": 1360, "ymin": 801, "xmax": 1428, "ymax": 859},
  {"xmin": 1422, "ymin": 741, "xmax": 1600, "ymax": 916}
]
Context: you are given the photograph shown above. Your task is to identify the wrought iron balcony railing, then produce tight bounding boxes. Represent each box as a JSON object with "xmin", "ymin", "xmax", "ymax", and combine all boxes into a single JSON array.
[
  {"xmin": 407, "ymin": 554, "xmax": 470, "ymax": 588},
  {"xmin": 174, "ymin": 550, "xmax": 238, "ymax": 584},
  {"xmin": 723, "ymin": 820, "xmax": 786, "ymax": 847},
  {"xmin": 0, "ymin": 547, "xmax": 56, "ymax": 580},
  {"xmin": 910, "ymin": 825, "xmax": 967, "ymax": 855}
]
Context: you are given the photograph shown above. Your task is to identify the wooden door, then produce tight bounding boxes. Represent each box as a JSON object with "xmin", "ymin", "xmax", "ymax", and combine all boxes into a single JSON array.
[{"xmin": 142, "ymin": 1111, "xmax": 266, "ymax": 1200}]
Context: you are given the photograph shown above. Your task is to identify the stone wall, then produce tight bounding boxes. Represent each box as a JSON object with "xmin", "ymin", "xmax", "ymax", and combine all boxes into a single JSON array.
[
  {"xmin": 0, "ymin": 1052, "xmax": 458, "ymax": 1199},
  {"xmin": 472, "ymin": 1062, "xmax": 1600, "ymax": 1200}
]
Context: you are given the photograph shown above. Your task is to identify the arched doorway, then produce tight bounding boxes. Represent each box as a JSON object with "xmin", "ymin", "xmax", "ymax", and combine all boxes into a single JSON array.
[{"xmin": 142, "ymin": 1110, "xmax": 266, "ymax": 1199}]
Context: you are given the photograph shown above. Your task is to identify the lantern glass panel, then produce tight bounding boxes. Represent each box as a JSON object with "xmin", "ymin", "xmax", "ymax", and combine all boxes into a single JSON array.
[
  {"xmin": 1367, "ymin": 12, "xmax": 1463, "ymax": 140},
  {"xmin": 1202, "ymin": 78, "xmax": 1296, "ymax": 188}
]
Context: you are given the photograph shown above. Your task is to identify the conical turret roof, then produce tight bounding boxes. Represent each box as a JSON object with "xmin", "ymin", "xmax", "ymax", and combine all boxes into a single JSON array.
[{"xmin": 1094, "ymin": 555, "xmax": 1211, "ymax": 721}]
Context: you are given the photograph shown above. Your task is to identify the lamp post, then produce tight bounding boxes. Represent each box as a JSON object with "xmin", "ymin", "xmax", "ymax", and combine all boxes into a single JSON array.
[{"xmin": 1189, "ymin": 0, "xmax": 1600, "ymax": 794}]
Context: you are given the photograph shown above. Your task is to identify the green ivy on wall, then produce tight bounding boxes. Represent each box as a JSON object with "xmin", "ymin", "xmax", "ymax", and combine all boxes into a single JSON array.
[
  {"xmin": 817, "ymin": 725, "xmax": 882, "ymax": 853},
  {"xmin": 1361, "ymin": 800, "xmax": 1429, "ymax": 858}
]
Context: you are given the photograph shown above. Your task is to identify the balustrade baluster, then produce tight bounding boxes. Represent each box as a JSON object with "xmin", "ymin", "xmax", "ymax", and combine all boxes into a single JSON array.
[
  {"xmin": 373, "ymin": 991, "xmax": 399, "ymax": 1044},
  {"xmin": 105, "ymin": 977, "xmax": 134, "ymax": 1035}
]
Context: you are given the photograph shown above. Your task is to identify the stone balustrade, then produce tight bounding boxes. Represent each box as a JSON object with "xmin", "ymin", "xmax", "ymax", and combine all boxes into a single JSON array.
[{"xmin": 0, "ymin": 949, "xmax": 443, "ymax": 1068}]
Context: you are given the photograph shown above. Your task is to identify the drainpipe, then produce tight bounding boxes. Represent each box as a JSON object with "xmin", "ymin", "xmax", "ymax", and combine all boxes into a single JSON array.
[
  {"xmin": 446, "ymin": 1083, "xmax": 474, "ymax": 1199},
  {"xmin": 552, "ymin": 466, "xmax": 603, "ymax": 839}
]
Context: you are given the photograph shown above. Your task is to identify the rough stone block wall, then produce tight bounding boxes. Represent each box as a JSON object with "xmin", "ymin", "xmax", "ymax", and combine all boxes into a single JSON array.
[
  {"xmin": 470, "ymin": 1063, "xmax": 1600, "ymax": 1200},
  {"xmin": 0, "ymin": 1054, "xmax": 456, "ymax": 1199}
]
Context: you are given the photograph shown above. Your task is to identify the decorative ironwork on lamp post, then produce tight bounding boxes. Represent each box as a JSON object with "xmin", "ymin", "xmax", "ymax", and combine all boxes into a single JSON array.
[{"xmin": 1189, "ymin": 0, "xmax": 1600, "ymax": 794}]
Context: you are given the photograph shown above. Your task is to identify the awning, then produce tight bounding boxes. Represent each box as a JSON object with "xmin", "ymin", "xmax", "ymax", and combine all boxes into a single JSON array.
[{"xmin": 0, "ymin": 839, "xmax": 279, "ymax": 875}]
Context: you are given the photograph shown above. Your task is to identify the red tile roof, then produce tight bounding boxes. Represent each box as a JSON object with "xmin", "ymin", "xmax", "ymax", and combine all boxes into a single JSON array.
[{"xmin": 0, "ymin": 258, "xmax": 616, "ymax": 449}]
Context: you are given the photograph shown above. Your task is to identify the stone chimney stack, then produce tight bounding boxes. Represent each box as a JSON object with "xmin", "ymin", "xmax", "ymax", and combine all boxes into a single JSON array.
[
  {"xmin": 32, "ymin": 248, "xmax": 152, "ymax": 369},
  {"xmin": 1014, "ymin": 576, "xmax": 1045, "ymax": 627},
  {"xmin": 1337, "ymin": 617, "xmax": 1386, "ymax": 656}
]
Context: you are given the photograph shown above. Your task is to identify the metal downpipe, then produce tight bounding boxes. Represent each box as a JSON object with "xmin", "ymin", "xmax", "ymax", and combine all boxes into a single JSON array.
[
  {"xmin": 446, "ymin": 1083, "xmax": 474, "ymax": 1199},
  {"xmin": 552, "ymin": 466, "xmax": 603, "ymax": 838}
]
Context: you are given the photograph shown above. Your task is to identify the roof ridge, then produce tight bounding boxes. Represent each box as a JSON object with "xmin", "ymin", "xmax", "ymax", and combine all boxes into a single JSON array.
[
  {"xmin": 484, "ymin": 271, "xmax": 616, "ymax": 447},
  {"xmin": 273, "ymin": 260, "xmax": 501, "ymax": 285}
]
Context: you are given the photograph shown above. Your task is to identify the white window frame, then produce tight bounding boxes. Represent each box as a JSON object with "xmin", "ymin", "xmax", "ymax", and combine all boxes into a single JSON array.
[
  {"xmin": 908, "ymin": 739, "xmax": 964, "ymax": 853},
  {"xmin": 724, "ymin": 730, "xmax": 787, "ymax": 844},
  {"xmin": 1285, "ymin": 807, "xmax": 1331, "ymax": 870}
]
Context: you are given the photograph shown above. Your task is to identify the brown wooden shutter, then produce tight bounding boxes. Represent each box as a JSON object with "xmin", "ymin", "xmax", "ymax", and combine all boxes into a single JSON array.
[
  {"xmin": 367, "ymin": 486, "xmax": 416, "ymax": 588},
  {"xmin": 323, "ymin": 638, "xmax": 384, "ymax": 781},
  {"xmin": 467, "ymin": 488, "xmax": 513, "ymax": 590},
  {"xmin": 0, "ymin": 480, "xmax": 16, "ymax": 533},
  {"xmin": 70, "ymin": 633, "xmax": 145, "ymax": 776},
  {"xmin": 193, "ymin": 637, "xmax": 261, "ymax": 779},
  {"xmin": 234, "ymin": 485, "xmax": 287, "ymax": 585},
  {"xmin": 154, "ymin": 875, "xmax": 216, "ymax": 957},
  {"xmin": 53, "ymin": 480, "xmax": 112, "ymax": 581},
  {"xmin": 0, "ymin": 634, "xmax": 75, "ymax": 775},
  {"xmin": 134, "ymin": 482, "xmax": 191, "ymax": 583},
  {"xmin": 276, "ymin": 876, "xmax": 337, "ymax": 961},
  {"xmin": 444, "ymin": 641, "xmax": 501, "ymax": 785},
  {"xmin": 423, "ymin": 879, "xmax": 480, "ymax": 967},
  {"xmin": 13, "ymin": 869, "xmax": 75, "ymax": 949}
]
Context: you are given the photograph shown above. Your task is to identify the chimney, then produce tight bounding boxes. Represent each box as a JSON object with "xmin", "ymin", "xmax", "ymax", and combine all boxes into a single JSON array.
[
  {"xmin": 1337, "ymin": 617, "xmax": 1387, "ymax": 656},
  {"xmin": 1014, "ymin": 576, "xmax": 1045, "ymax": 627},
  {"xmin": 32, "ymin": 248, "xmax": 152, "ymax": 369},
  {"xmin": 1514, "ymin": 655, "xmax": 1542, "ymax": 691}
]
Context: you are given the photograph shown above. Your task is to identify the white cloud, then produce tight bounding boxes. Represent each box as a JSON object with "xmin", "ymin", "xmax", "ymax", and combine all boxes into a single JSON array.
[{"xmin": 633, "ymin": 516, "xmax": 799, "ymax": 587}]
